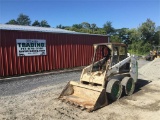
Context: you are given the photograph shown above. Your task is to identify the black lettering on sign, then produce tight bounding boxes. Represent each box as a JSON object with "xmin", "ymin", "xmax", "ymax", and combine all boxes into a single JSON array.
[
  {"xmin": 37, "ymin": 43, "xmax": 41, "ymax": 47},
  {"xmin": 41, "ymin": 43, "xmax": 44, "ymax": 47},
  {"xmin": 22, "ymin": 43, "xmax": 26, "ymax": 47},
  {"xmin": 17, "ymin": 43, "xmax": 21, "ymax": 47},
  {"xmin": 31, "ymin": 43, "xmax": 34, "ymax": 47},
  {"xmin": 26, "ymin": 43, "xmax": 30, "ymax": 47}
]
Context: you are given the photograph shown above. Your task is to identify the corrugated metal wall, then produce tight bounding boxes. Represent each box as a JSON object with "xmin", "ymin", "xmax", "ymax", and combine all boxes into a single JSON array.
[{"xmin": 0, "ymin": 30, "xmax": 108, "ymax": 77}]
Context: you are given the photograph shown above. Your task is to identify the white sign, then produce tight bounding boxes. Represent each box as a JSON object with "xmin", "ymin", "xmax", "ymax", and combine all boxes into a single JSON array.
[{"xmin": 16, "ymin": 39, "xmax": 46, "ymax": 56}]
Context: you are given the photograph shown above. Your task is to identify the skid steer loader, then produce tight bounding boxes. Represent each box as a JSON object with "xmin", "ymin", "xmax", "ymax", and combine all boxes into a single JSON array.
[
  {"xmin": 59, "ymin": 43, "xmax": 138, "ymax": 112},
  {"xmin": 146, "ymin": 46, "xmax": 160, "ymax": 61}
]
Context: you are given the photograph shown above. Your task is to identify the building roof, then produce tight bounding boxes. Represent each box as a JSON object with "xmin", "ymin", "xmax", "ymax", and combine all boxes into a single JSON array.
[
  {"xmin": 0, "ymin": 24, "xmax": 107, "ymax": 36},
  {"xmin": 0, "ymin": 24, "xmax": 78, "ymax": 34}
]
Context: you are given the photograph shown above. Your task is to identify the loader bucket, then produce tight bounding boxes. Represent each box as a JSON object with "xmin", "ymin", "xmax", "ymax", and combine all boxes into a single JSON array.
[{"xmin": 58, "ymin": 81, "xmax": 108, "ymax": 112}]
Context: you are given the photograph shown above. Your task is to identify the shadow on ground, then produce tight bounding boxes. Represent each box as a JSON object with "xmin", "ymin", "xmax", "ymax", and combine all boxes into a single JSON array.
[
  {"xmin": 134, "ymin": 79, "xmax": 151, "ymax": 93},
  {"xmin": 108, "ymin": 79, "xmax": 151, "ymax": 104}
]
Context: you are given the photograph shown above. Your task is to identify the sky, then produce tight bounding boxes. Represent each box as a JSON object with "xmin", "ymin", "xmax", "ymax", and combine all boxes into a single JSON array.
[{"xmin": 0, "ymin": 0, "xmax": 160, "ymax": 29}]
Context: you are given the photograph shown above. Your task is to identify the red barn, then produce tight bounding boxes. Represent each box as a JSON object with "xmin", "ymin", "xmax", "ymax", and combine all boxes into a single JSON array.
[{"xmin": 0, "ymin": 24, "xmax": 108, "ymax": 77}]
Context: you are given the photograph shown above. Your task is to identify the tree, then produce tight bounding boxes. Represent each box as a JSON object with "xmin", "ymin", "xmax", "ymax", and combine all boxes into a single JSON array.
[
  {"xmin": 6, "ymin": 19, "xmax": 18, "ymax": 25},
  {"xmin": 56, "ymin": 24, "xmax": 62, "ymax": 28},
  {"xmin": 56, "ymin": 24, "xmax": 67, "ymax": 29},
  {"xmin": 127, "ymin": 28, "xmax": 140, "ymax": 42},
  {"xmin": 91, "ymin": 23, "xmax": 97, "ymax": 33},
  {"xmin": 103, "ymin": 21, "xmax": 114, "ymax": 35},
  {"xmin": 32, "ymin": 20, "xmax": 41, "ymax": 27},
  {"xmin": 138, "ymin": 19, "xmax": 155, "ymax": 43},
  {"xmin": 40, "ymin": 20, "xmax": 50, "ymax": 27},
  {"xmin": 116, "ymin": 28, "xmax": 128, "ymax": 37},
  {"xmin": 16, "ymin": 13, "xmax": 31, "ymax": 25},
  {"xmin": 81, "ymin": 22, "xmax": 91, "ymax": 29},
  {"xmin": 111, "ymin": 35, "xmax": 121, "ymax": 43},
  {"xmin": 155, "ymin": 26, "xmax": 160, "ymax": 32},
  {"xmin": 152, "ymin": 31, "xmax": 160, "ymax": 45},
  {"xmin": 72, "ymin": 24, "xmax": 83, "ymax": 29}
]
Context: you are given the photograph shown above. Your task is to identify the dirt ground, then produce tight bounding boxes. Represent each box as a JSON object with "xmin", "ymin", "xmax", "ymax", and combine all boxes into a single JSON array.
[{"xmin": 0, "ymin": 59, "xmax": 160, "ymax": 120}]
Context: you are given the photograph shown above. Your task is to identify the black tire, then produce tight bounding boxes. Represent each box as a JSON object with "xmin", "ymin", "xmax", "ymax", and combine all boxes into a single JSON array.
[
  {"xmin": 145, "ymin": 56, "xmax": 151, "ymax": 61},
  {"xmin": 121, "ymin": 77, "xmax": 135, "ymax": 96},
  {"xmin": 106, "ymin": 79, "xmax": 122, "ymax": 101}
]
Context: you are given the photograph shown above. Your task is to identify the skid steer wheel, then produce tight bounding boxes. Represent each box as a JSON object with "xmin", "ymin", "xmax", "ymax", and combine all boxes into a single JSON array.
[
  {"xmin": 106, "ymin": 79, "xmax": 122, "ymax": 101},
  {"xmin": 121, "ymin": 77, "xmax": 135, "ymax": 96}
]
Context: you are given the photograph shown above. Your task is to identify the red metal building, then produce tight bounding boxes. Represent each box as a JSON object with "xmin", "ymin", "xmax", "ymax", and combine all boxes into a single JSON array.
[{"xmin": 0, "ymin": 24, "xmax": 108, "ymax": 77}]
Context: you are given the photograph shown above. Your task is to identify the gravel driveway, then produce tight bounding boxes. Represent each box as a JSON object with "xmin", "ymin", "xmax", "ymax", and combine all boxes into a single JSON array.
[
  {"xmin": 1, "ymin": 59, "xmax": 160, "ymax": 120},
  {"xmin": 0, "ymin": 71, "xmax": 81, "ymax": 96}
]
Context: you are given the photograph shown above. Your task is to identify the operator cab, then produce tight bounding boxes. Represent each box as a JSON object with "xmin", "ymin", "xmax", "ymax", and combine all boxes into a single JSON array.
[
  {"xmin": 92, "ymin": 43, "xmax": 130, "ymax": 73},
  {"xmin": 92, "ymin": 45, "xmax": 111, "ymax": 72}
]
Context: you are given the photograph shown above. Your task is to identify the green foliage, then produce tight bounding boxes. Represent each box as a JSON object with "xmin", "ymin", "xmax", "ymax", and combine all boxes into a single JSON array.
[
  {"xmin": 6, "ymin": 19, "xmax": 18, "ymax": 25},
  {"xmin": 152, "ymin": 31, "xmax": 160, "ymax": 45},
  {"xmin": 32, "ymin": 20, "xmax": 50, "ymax": 27},
  {"xmin": 127, "ymin": 28, "xmax": 141, "ymax": 42},
  {"xmin": 40, "ymin": 20, "xmax": 50, "ymax": 27},
  {"xmin": 116, "ymin": 28, "xmax": 128, "ymax": 37},
  {"xmin": 155, "ymin": 26, "xmax": 160, "ymax": 32},
  {"xmin": 64, "ymin": 22, "xmax": 104, "ymax": 34},
  {"xmin": 62, "ymin": 19, "xmax": 158, "ymax": 56},
  {"xmin": 103, "ymin": 21, "xmax": 114, "ymax": 35},
  {"xmin": 6, "ymin": 14, "xmax": 31, "ymax": 26},
  {"xmin": 56, "ymin": 24, "xmax": 68, "ymax": 29},
  {"xmin": 138, "ymin": 19, "xmax": 155, "ymax": 43},
  {"xmin": 16, "ymin": 13, "xmax": 31, "ymax": 25},
  {"xmin": 81, "ymin": 22, "xmax": 91, "ymax": 29},
  {"xmin": 110, "ymin": 35, "xmax": 121, "ymax": 43},
  {"xmin": 90, "ymin": 23, "xmax": 97, "ymax": 33},
  {"xmin": 6, "ymin": 13, "xmax": 51, "ymax": 27},
  {"xmin": 72, "ymin": 24, "xmax": 83, "ymax": 29},
  {"xmin": 129, "ymin": 41, "xmax": 152, "ymax": 55},
  {"xmin": 32, "ymin": 20, "xmax": 41, "ymax": 27},
  {"xmin": 126, "ymin": 19, "xmax": 157, "ymax": 55}
]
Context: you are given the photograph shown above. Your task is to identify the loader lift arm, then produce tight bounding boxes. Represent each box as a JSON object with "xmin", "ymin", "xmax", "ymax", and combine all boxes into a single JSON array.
[{"xmin": 107, "ymin": 55, "xmax": 138, "ymax": 83}]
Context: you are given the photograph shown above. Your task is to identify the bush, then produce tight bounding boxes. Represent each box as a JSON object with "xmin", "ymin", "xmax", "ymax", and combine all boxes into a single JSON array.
[{"xmin": 128, "ymin": 41, "xmax": 152, "ymax": 55}]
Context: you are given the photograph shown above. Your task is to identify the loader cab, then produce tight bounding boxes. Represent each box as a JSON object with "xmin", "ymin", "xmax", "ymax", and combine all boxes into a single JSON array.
[
  {"xmin": 92, "ymin": 44, "xmax": 111, "ymax": 72},
  {"xmin": 111, "ymin": 43, "xmax": 130, "ymax": 72},
  {"xmin": 91, "ymin": 43, "xmax": 129, "ymax": 73},
  {"xmin": 112, "ymin": 44, "xmax": 127, "ymax": 65}
]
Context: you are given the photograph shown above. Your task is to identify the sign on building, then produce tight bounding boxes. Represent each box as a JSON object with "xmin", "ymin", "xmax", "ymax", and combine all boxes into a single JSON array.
[{"xmin": 16, "ymin": 39, "xmax": 46, "ymax": 56}]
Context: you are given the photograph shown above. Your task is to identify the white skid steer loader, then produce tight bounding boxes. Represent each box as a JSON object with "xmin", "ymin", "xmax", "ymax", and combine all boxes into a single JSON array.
[{"xmin": 59, "ymin": 43, "xmax": 138, "ymax": 112}]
